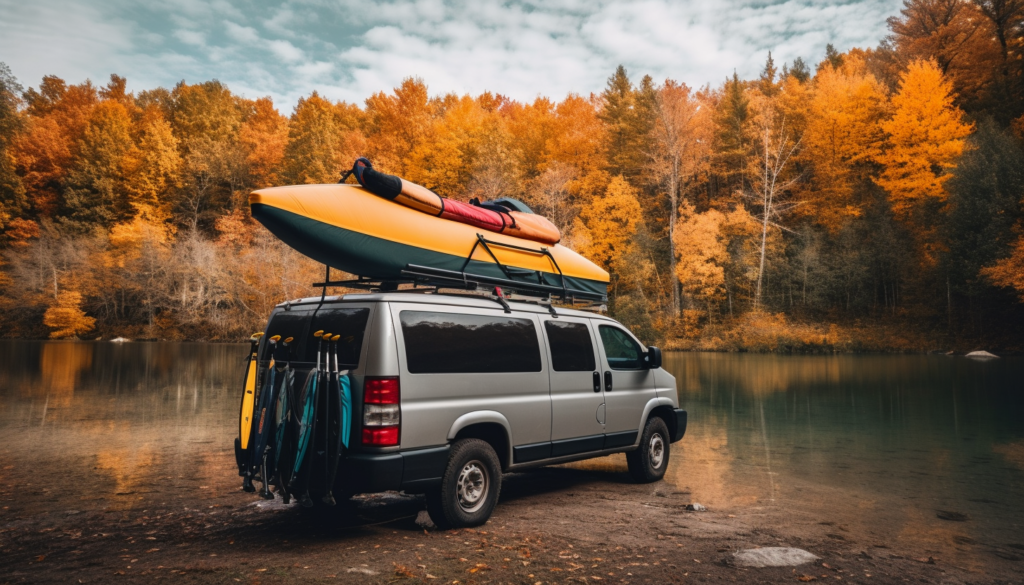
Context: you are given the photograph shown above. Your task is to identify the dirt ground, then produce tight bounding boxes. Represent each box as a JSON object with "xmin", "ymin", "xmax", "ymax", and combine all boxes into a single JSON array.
[{"xmin": 2, "ymin": 450, "xmax": 1021, "ymax": 585}]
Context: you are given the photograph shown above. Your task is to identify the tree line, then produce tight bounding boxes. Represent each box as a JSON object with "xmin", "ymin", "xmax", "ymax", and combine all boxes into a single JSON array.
[{"xmin": 1, "ymin": 0, "xmax": 1023, "ymax": 344}]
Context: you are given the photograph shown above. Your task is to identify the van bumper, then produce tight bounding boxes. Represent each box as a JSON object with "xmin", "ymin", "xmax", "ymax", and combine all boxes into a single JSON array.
[
  {"xmin": 670, "ymin": 409, "xmax": 687, "ymax": 443},
  {"xmin": 345, "ymin": 445, "xmax": 450, "ymax": 493}
]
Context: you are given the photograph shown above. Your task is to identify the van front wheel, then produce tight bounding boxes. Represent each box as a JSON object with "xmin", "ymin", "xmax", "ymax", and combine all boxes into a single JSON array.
[
  {"xmin": 426, "ymin": 439, "xmax": 502, "ymax": 529},
  {"xmin": 626, "ymin": 416, "xmax": 670, "ymax": 483}
]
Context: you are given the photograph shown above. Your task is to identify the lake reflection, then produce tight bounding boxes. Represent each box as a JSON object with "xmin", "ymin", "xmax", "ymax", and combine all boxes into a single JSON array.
[
  {"xmin": 1, "ymin": 342, "xmax": 1022, "ymax": 568},
  {"xmin": 0, "ymin": 341, "xmax": 241, "ymax": 510},
  {"xmin": 662, "ymin": 353, "xmax": 1024, "ymax": 568}
]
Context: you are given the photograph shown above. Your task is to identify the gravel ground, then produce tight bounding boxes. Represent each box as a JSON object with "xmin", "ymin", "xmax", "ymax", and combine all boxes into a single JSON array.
[{"xmin": 2, "ymin": 449, "xmax": 1020, "ymax": 585}]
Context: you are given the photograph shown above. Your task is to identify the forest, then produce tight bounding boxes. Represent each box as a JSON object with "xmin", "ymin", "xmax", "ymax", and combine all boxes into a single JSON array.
[{"xmin": 1, "ymin": 0, "xmax": 1023, "ymax": 351}]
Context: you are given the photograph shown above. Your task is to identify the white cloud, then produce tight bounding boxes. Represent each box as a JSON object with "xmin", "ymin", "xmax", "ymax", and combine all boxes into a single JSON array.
[
  {"xmin": 1, "ymin": 0, "xmax": 905, "ymax": 112},
  {"xmin": 173, "ymin": 29, "xmax": 207, "ymax": 47},
  {"xmin": 225, "ymin": 21, "xmax": 260, "ymax": 44},
  {"xmin": 268, "ymin": 39, "xmax": 304, "ymax": 62}
]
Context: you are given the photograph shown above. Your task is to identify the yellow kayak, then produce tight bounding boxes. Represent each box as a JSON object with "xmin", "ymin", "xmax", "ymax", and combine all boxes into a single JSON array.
[{"xmin": 249, "ymin": 184, "xmax": 609, "ymax": 300}]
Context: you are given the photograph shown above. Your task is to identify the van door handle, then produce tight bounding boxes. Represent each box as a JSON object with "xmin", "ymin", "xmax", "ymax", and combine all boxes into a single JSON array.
[
  {"xmin": 592, "ymin": 371, "xmax": 601, "ymax": 392},
  {"xmin": 604, "ymin": 371, "xmax": 613, "ymax": 392}
]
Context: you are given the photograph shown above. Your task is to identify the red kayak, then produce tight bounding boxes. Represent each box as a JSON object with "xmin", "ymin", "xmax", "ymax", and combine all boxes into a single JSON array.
[{"xmin": 344, "ymin": 158, "xmax": 561, "ymax": 246}]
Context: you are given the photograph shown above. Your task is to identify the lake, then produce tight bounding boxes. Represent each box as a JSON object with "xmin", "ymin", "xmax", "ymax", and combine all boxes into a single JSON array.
[{"xmin": 0, "ymin": 341, "xmax": 1022, "ymax": 575}]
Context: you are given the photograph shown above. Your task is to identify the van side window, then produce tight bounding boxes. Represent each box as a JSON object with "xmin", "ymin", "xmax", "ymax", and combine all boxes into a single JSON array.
[
  {"xmin": 400, "ymin": 311, "xmax": 542, "ymax": 374},
  {"xmin": 308, "ymin": 308, "xmax": 371, "ymax": 366},
  {"xmin": 598, "ymin": 325, "xmax": 644, "ymax": 370},
  {"xmin": 544, "ymin": 321, "xmax": 596, "ymax": 372}
]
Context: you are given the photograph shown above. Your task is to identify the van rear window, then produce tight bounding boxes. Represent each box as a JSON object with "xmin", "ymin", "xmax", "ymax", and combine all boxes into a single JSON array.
[
  {"xmin": 263, "ymin": 307, "xmax": 370, "ymax": 366},
  {"xmin": 263, "ymin": 311, "xmax": 312, "ymax": 360},
  {"xmin": 307, "ymin": 308, "xmax": 371, "ymax": 366},
  {"xmin": 400, "ymin": 311, "xmax": 542, "ymax": 374}
]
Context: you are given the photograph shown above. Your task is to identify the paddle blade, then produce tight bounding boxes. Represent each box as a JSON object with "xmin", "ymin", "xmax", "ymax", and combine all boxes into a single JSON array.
[{"xmin": 340, "ymin": 372, "xmax": 352, "ymax": 449}]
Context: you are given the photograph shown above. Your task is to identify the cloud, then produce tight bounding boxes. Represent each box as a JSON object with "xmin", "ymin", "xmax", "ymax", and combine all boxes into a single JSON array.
[
  {"xmin": 225, "ymin": 21, "xmax": 260, "ymax": 44},
  {"xmin": 1, "ymin": 0, "xmax": 905, "ymax": 112},
  {"xmin": 173, "ymin": 29, "xmax": 207, "ymax": 47},
  {"xmin": 268, "ymin": 39, "xmax": 304, "ymax": 62}
]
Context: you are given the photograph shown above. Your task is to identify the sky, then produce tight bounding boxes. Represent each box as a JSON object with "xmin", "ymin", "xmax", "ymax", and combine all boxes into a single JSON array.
[{"xmin": 0, "ymin": 0, "xmax": 904, "ymax": 111}]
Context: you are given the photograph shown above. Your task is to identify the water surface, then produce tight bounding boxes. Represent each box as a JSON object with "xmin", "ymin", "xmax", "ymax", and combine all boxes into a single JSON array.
[{"xmin": 0, "ymin": 342, "xmax": 1022, "ymax": 572}]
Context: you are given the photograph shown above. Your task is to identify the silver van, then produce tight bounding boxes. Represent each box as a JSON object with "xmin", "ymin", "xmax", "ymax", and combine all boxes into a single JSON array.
[{"xmin": 251, "ymin": 291, "xmax": 687, "ymax": 528}]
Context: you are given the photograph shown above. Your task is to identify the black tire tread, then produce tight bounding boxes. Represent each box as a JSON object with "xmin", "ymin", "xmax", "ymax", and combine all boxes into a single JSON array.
[
  {"xmin": 626, "ymin": 416, "xmax": 670, "ymax": 483},
  {"xmin": 427, "ymin": 439, "xmax": 501, "ymax": 530}
]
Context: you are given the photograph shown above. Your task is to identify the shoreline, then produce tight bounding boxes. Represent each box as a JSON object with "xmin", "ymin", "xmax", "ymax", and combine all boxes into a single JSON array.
[{"xmin": 0, "ymin": 335, "xmax": 1016, "ymax": 356}]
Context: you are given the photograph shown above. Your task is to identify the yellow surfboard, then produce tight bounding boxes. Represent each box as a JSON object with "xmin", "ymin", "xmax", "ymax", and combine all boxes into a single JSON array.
[{"xmin": 239, "ymin": 333, "xmax": 262, "ymax": 450}]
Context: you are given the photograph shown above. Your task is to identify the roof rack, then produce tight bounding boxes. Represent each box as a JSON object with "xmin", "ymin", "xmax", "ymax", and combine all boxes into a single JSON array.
[
  {"xmin": 311, "ymin": 234, "xmax": 608, "ymax": 310},
  {"xmin": 312, "ymin": 269, "xmax": 606, "ymax": 314}
]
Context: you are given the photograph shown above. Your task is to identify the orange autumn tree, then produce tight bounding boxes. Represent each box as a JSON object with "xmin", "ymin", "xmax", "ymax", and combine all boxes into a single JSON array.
[
  {"xmin": 238, "ymin": 97, "xmax": 288, "ymax": 188},
  {"xmin": 983, "ymin": 234, "xmax": 1024, "ymax": 300},
  {"xmin": 364, "ymin": 78, "xmax": 432, "ymax": 175},
  {"xmin": 876, "ymin": 59, "xmax": 972, "ymax": 215},
  {"xmin": 797, "ymin": 56, "xmax": 887, "ymax": 231},
  {"xmin": 875, "ymin": 59, "xmax": 972, "ymax": 262}
]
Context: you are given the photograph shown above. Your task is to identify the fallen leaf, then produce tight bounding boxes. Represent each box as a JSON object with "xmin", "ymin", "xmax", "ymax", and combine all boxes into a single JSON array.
[
  {"xmin": 34, "ymin": 555, "xmax": 45, "ymax": 562},
  {"xmin": 797, "ymin": 576, "xmax": 817, "ymax": 582}
]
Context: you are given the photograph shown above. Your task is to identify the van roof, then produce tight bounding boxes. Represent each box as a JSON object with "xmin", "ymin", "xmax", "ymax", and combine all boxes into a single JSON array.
[{"xmin": 277, "ymin": 292, "xmax": 616, "ymax": 322}]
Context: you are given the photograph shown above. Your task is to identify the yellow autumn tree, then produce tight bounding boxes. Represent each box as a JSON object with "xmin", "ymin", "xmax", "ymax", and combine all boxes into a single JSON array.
[
  {"xmin": 576, "ymin": 175, "xmax": 643, "ymax": 270},
  {"xmin": 674, "ymin": 202, "xmax": 728, "ymax": 319},
  {"xmin": 43, "ymin": 290, "xmax": 95, "ymax": 338},
  {"xmin": 404, "ymin": 94, "xmax": 487, "ymax": 198},
  {"xmin": 875, "ymin": 59, "xmax": 972, "ymax": 218},
  {"xmin": 124, "ymin": 109, "xmax": 181, "ymax": 215}
]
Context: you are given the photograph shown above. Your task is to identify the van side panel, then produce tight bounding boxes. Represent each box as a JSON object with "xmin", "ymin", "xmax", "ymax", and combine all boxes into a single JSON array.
[
  {"xmin": 363, "ymin": 302, "xmax": 399, "ymax": 378},
  {"xmin": 390, "ymin": 303, "xmax": 552, "ymax": 451}
]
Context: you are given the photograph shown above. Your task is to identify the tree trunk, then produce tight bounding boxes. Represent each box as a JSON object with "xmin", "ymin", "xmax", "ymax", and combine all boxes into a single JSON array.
[
  {"xmin": 668, "ymin": 159, "xmax": 680, "ymax": 319},
  {"xmin": 755, "ymin": 187, "xmax": 770, "ymax": 308}
]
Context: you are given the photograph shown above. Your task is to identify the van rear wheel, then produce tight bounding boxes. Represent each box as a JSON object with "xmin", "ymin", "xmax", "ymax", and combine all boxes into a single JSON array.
[
  {"xmin": 626, "ymin": 416, "xmax": 670, "ymax": 483},
  {"xmin": 426, "ymin": 439, "xmax": 501, "ymax": 529}
]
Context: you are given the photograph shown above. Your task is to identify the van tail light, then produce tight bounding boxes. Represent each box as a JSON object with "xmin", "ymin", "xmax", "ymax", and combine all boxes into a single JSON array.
[{"xmin": 362, "ymin": 377, "xmax": 400, "ymax": 446}]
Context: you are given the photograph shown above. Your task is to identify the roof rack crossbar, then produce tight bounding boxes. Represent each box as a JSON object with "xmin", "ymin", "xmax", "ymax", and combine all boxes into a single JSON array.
[
  {"xmin": 401, "ymin": 264, "xmax": 605, "ymax": 302},
  {"xmin": 460, "ymin": 234, "xmax": 571, "ymax": 299}
]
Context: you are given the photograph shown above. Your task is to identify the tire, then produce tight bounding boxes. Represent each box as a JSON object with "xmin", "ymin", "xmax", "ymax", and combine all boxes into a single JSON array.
[
  {"xmin": 626, "ymin": 416, "xmax": 670, "ymax": 483},
  {"xmin": 426, "ymin": 439, "xmax": 502, "ymax": 529}
]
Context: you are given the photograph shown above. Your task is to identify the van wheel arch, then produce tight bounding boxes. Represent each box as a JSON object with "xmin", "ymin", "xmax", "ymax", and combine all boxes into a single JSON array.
[
  {"xmin": 648, "ymin": 406, "xmax": 678, "ymax": 444},
  {"xmin": 452, "ymin": 423, "xmax": 510, "ymax": 471}
]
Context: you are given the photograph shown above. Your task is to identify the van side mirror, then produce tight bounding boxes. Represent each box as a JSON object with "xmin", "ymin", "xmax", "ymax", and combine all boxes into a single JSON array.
[{"xmin": 646, "ymin": 346, "xmax": 662, "ymax": 369}]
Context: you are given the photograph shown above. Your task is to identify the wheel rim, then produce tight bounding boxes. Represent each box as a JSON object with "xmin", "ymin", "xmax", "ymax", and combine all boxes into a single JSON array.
[
  {"xmin": 649, "ymin": 434, "xmax": 665, "ymax": 469},
  {"xmin": 456, "ymin": 460, "xmax": 489, "ymax": 513}
]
